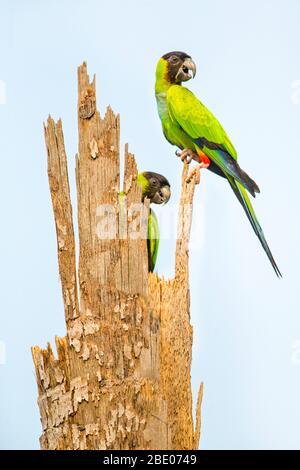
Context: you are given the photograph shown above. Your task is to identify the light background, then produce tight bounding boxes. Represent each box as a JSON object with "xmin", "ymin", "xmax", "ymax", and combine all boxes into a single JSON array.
[{"xmin": 0, "ymin": 0, "xmax": 299, "ymax": 450}]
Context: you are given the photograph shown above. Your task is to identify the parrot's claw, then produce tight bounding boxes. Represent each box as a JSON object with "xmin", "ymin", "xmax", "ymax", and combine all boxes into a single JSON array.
[
  {"xmin": 176, "ymin": 148, "xmax": 198, "ymax": 164},
  {"xmin": 186, "ymin": 162, "xmax": 210, "ymax": 185}
]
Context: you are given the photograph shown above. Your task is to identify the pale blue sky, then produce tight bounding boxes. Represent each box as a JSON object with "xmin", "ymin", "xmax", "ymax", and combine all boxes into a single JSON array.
[{"xmin": 0, "ymin": 0, "xmax": 300, "ymax": 450}]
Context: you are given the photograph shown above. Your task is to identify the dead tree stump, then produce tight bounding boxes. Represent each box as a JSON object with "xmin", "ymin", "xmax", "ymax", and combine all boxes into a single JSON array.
[{"xmin": 31, "ymin": 62, "xmax": 203, "ymax": 450}]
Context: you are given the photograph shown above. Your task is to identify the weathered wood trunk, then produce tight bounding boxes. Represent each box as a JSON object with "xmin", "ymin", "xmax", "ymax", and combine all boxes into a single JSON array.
[{"xmin": 31, "ymin": 63, "xmax": 203, "ymax": 450}]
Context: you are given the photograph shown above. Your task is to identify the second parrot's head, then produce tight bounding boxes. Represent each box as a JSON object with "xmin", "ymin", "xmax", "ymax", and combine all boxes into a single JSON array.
[
  {"xmin": 157, "ymin": 51, "xmax": 196, "ymax": 85},
  {"xmin": 138, "ymin": 172, "xmax": 171, "ymax": 205}
]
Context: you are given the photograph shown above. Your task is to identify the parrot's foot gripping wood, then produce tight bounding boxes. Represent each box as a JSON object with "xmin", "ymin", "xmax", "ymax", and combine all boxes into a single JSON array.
[
  {"xmin": 176, "ymin": 148, "xmax": 199, "ymax": 164},
  {"xmin": 186, "ymin": 161, "xmax": 210, "ymax": 184},
  {"xmin": 176, "ymin": 148, "xmax": 211, "ymax": 184}
]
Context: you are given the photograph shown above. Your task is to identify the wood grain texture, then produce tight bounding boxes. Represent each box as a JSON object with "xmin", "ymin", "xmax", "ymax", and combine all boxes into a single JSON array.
[{"xmin": 32, "ymin": 63, "xmax": 203, "ymax": 450}]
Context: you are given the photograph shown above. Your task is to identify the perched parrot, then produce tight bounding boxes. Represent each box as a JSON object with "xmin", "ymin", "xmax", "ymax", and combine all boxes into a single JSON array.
[
  {"xmin": 155, "ymin": 51, "xmax": 281, "ymax": 277},
  {"xmin": 120, "ymin": 172, "xmax": 171, "ymax": 272},
  {"xmin": 138, "ymin": 172, "xmax": 171, "ymax": 272}
]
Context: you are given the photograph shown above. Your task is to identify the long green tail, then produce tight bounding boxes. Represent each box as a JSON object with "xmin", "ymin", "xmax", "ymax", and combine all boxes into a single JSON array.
[{"xmin": 227, "ymin": 176, "xmax": 282, "ymax": 277}]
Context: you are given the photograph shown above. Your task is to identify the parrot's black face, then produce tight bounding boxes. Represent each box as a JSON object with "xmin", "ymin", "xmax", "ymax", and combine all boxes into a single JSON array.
[
  {"xmin": 162, "ymin": 51, "xmax": 196, "ymax": 84},
  {"xmin": 142, "ymin": 172, "xmax": 171, "ymax": 205}
]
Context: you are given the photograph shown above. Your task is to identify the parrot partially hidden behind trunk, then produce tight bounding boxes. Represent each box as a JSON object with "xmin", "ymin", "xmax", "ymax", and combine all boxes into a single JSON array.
[
  {"xmin": 155, "ymin": 51, "xmax": 281, "ymax": 277},
  {"xmin": 138, "ymin": 172, "xmax": 171, "ymax": 272},
  {"xmin": 120, "ymin": 172, "xmax": 171, "ymax": 272}
]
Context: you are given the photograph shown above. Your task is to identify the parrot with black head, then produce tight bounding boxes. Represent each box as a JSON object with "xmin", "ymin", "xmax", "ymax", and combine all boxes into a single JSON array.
[
  {"xmin": 138, "ymin": 171, "xmax": 171, "ymax": 272},
  {"xmin": 155, "ymin": 51, "xmax": 281, "ymax": 277}
]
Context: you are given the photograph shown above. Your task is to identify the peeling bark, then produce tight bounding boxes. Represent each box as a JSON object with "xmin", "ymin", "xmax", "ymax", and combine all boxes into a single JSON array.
[{"xmin": 32, "ymin": 62, "xmax": 203, "ymax": 450}]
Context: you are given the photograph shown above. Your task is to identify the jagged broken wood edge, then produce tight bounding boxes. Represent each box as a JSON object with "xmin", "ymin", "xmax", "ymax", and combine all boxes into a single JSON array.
[
  {"xmin": 31, "ymin": 62, "xmax": 203, "ymax": 450},
  {"xmin": 148, "ymin": 162, "xmax": 203, "ymax": 449}
]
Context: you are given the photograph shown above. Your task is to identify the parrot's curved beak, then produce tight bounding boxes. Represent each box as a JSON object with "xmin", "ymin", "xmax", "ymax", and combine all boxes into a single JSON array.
[
  {"xmin": 183, "ymin": 58, "xmax": 196, "ymax": 79},
  {"xmin": 175, "ymin": 58, "xmax": 196, "ymax": 83},
  {"xmin": 161, "ymin": 185, "xmax": 171, "ymax": 204},
  {"xmin": 152, "ymin": 185, "xmax": 171, "ymax": 205}
]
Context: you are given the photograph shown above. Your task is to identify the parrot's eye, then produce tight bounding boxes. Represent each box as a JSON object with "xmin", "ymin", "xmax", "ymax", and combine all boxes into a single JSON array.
[{"xmin": 170, "ymin": 56, "xmax": 179, "ymax": 63}]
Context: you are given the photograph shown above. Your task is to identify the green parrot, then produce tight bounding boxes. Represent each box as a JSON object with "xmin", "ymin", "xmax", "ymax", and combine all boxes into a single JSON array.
[
  {"xmin": 138, "ymin": 172, "xmax": 171, "ymax": 272},
  {"xmin": 155, "ymin": 51, "xmax": 281, "ymax": 277},
  {"xmin": 120, "ymin": 172, "xmax": 171, "ymax": 272}
]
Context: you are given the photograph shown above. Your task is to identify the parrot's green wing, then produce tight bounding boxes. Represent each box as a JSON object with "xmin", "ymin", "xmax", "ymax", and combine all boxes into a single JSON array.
[
  {"xmin": 167, "ymin": 85, "xmax": 237, "ymax": 157},
  {"xmin": 167, "ymin": 85, "xmax": 259, "ymax": 196},
  {"xmin": 147, "ymin": 208, "xmax": 160, "ymax": 272}
]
